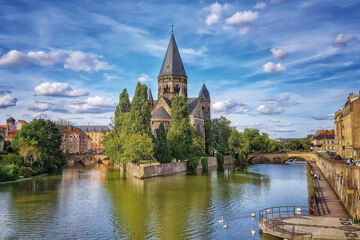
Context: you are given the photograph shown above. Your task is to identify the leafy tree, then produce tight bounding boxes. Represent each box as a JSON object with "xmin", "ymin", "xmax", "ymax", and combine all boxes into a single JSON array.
[
  {"xmin": 204, "ymin": 120, "xmax": 212, "ymax": 155},
  {"xmin": 18, "ymin": 139, "xmax": 40, "ymax": 167},
  {"xmin": 228, "ymin": 129, "xmax": 250, "ymax": 164},
  {"xmin": 129, "ymin": 83, "xmax": 151, "ymax": 135},
  {"xmin": 122, "ymin": 134, "xmax": 154, "ymax": 163},
  {"xmin": 154, "ymin": 123, "xmax": 171, "ymax": 163},
  {"xmin": 167, "ymin": 95, "xmax": 193, "ymax": 161},
  {"xmin": 284, "ymin": 139, "xmax": 310, "ymax": 151},
  {"xmin": 11, "ymin": 119, "xmax": 65, "ymax": 173},
  {"xmin": 114, "ymin": 88, "xmax": 131, "ymax": 132},
  {"xmin": 103, "ymin": 132, "xmax": 126, "ymax": 164},
  {"xmin": 209, "ymin": 117, "xmax": 232, "ymax": 155},
  {"xmin": 269, "ymin": 140, "xmax": 283, "ymax": 152}
]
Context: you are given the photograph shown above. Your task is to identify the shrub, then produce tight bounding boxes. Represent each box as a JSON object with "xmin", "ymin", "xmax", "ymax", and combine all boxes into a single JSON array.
[
  {"xmin": 187, "ymin": 156, "xmax": 200, "ymax": 172},
  {"xmin": 0, "ymin": 164, "xmax": 19, "ymax": 182},
  {"xmin": 216, "ymin": 153, "xmax": 224, "ymax": 170},
  {"xmin": 201, "ymin": 156, "xmax": 208, "ymax": 172},
  {"xmin": 0, "ymin": 153, "xmax": 22, "ymax": 166},
  {"xmin": 19, "ymin": 167, "xmax": 34, "ymax": 178}
]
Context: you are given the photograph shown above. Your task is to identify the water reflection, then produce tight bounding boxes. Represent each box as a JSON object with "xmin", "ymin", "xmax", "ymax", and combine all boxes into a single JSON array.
[{"xmin": 0, "ymin": 164, "xmax": 307, "ymax": 240}]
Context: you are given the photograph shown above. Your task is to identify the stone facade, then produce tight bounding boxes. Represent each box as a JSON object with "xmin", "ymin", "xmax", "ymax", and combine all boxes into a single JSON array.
[
  {"xmin": 77, "ymin": 125, "xmax": 109, "ymax": 152},
  {"xmin": 149, "ymin": 32, "xmax": 211, "ymax": 135},
  {"xmin": 60, "ymin": 126, "xmax": 92, "ymax": 154},
  {"xmin": 335, "ymin": 91, "xmax": 360, "ymax": 160},
  {"xmin": 311, "ymin": 130, "xmax": 336, "ymax": 152}
]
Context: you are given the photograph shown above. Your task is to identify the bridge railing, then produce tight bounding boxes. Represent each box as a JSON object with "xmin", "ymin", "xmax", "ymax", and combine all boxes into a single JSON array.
[{"xmin": 259, "ymin": 206, "xmax": 313, "ymax": 239}]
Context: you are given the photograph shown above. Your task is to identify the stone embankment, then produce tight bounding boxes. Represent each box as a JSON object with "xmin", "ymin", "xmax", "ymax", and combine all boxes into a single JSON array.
[
  {"xmin": 124, "ymin": 155, "xmax": 235, "ymax": 179},
  {"xmin": 67, "ymin": 154, "xmax": 106, "ymax": 167}
]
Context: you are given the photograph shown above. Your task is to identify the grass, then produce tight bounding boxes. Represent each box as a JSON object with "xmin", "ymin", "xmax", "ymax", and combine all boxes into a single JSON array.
[{"xmin": 139, "ymin": 160, "xmax": 160, "ymax": 166}]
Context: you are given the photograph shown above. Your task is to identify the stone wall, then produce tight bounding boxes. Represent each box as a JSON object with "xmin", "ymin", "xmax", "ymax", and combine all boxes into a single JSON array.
[
  {"xmin": 315, "ymin": 153, "xmax": 360, "ymax": 218},
  {"xmin": 126, "ymin": 155, "xmax": 235, "ymax": 179}
]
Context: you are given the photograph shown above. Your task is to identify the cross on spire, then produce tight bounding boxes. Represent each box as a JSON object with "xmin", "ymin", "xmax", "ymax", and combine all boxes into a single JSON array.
[{"xmin": 171, "ymin": 24, "xmax": 174, "ymax": 33}]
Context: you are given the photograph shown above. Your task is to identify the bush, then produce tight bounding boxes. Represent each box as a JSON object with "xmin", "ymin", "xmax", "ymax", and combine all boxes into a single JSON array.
[
  {"xmin": 0, "ymin": 164, "xmax": 19, "ymax": 182},
  {"xmin": 187, "ymin": 156, "xmax": 200, "ymax": 172},
  {"xmin": 19, "ymin": 167, "xmax": 34, "ymax": 178},
  {"xmin": 216, "ymin": 153, "xmax": 224, "ymax": 170},
  {"xmin": 0, "ymin": 153, "xmax": 22, "ymax": 166},
  {"xmin": 201, "ymin": 156, "xmax": 208, "ymax": 172}
]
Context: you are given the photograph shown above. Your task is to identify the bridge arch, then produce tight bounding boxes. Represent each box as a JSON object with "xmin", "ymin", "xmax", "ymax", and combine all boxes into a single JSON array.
[{"xmin": 247, "ymin": 152, "xmax": 316, "ymax": 164}]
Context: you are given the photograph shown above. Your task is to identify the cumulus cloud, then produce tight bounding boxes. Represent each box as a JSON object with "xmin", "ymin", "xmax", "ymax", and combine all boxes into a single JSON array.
[
  {"xmin": 212, "ymin": 99, "xmax": 250, "ymax": 114},
  {"xmin": 263, "ymin": 62, "xmax": 285, "ymax": 73},
  {"xmin": 0, "ymin": 50, "xmax": 111, "ymax": 72},
  {"xmin": 235, "ymin": 122, "xmax": 264, "ymax": 129},
  {"xmin": 138, "ymin": 74, "xmax": 153, "ymax": 83},
  {"xmin": 239, "ymin": 26, "xmax": 251, "ymax": 35},
  {"xmin": 263, "ymin": 96, "xmax": 299, "ymax": 106},
  {"xmin": 256, "ymin": 104, "xmax": 284, "ymax": 114},
  {"xmin": 271, "ymin": 48, "xmax": 288, "ymax": 59},
  {"xmin": 64, "ymin": 51, "xmax": 111, "ymax": 72},
  {"xmin": 312, "ymin": 113, "xmax": 335, "ymax": 120},
  {"xmin": 205, "ymin": 2, "xmax": 229, "ymax": 26},
  {"xmin": 0, "ymin": 94, "xmax": 17, "ymax": 108},
  {"xmin": 34, "ymin": 82, "xmax": 89, "ymax": 97},
  {"xmin": 28, "ymin": 102, "xmax": 52, "ymax": 112},
  {"xmin": 67, "ymin": 96, "xmax": 116, "ymax": 114},
  {"xmin": 254, "ymin": 2, "xmax": 266, "ymax": 9},
  {"xmin": 225, "ymin": 11, "xmax": 258, "ymax": 25},
  {"xmin": 334, "ymin": 34, "xmax": 357, "ymax": 46}
]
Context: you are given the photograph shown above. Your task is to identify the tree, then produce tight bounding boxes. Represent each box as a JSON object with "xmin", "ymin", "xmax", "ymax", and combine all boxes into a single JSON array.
[
  {"xmin": 11, "ymin": 119, "xmax": 65, "ymax": 173},
  {"xmin": 167, "ymin": 95, "xmax": 193, "ymax": 161},
  {"xmin": 122, "ymin": 134, "xmax": 154, "ymax": 163},
  {"xmin": 284, "ymin": 139, "xmax": 310, "ymax": 151},
  {"xmin": 228, "ymin": 129, "xmax": 250, "ymax": 165},
  {"xmin": 243, "ymin": 129, "xmax": 272, "ymax": 152},
  {"xmin": 18, "ymin": 139, "xmax": 40, "ymax": 167},
  {"xmin": 114, "ymin": 89, "xmax": 131, "ymax": 132},
  {"xmin": 154, "ymin": 123, "xmax": 171, "ymax": 163},
  {"xmin": 129, "ymin": 83, "xmax": 151, "ymax": 135},
  {"xmin": 209, "ymin": 117, "xmax": 232, "ymax": 155},
  {"xmin": 204, "ymin": 120, "xmax": 212, "ymax": 155},
  {"xmin": 269, "ymin": 140, "xmax": 283, "ymax": 152}
]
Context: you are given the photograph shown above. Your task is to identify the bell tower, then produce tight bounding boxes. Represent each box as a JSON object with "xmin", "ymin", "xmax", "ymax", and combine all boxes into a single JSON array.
[{"xmin": 158, "ymin": 30, "xmax": 187, "ymax": 101}]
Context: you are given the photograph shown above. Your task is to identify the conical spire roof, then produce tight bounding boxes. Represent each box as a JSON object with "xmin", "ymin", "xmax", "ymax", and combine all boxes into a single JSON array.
[
  {"xmin": 148, "ymin": 88, "xmax": 154, "ymax": 102},
  {"xmin": 159, "ymin": 33, "xmax": 187, "ymax": 77},
  {"xmin": 199, "ymin": 83, "xmax": 210, "ymax": 99}
]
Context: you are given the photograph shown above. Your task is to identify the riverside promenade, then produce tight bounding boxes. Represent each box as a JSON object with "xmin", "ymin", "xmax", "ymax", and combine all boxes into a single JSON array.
[{"xmin": 260, "ymin": 163, "xmax": 360, "ymax": 240}]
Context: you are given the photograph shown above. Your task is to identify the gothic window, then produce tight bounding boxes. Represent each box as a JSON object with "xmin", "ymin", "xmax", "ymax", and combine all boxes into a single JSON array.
[
  {"xmin": 174, "ymin": 85, "xmax": 180, "ymax": 93},
  {"xmin": 164, "ymin": 85, "xmax": 170, "ymax": 93}
]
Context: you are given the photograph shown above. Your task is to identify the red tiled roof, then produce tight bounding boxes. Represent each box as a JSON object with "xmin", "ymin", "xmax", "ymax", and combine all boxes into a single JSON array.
[
  {"xmin": 314, "ymin": 130, "xmax": 334, "ymax": 136},
  {"xmin": 17, "ymin": 120, "xmax": 27, "ymax": 123},
  {"xmin": 0, "ymin": 125, "xmax": 7, "ymax": 129}
]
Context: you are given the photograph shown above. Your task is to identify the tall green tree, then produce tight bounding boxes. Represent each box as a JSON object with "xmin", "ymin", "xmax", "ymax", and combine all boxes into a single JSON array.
[
  {"xmin": 130, "ymin": 83, "xmax": 151, "ymax": 135},
  {"xmin": 11, "ymin": 119, "xmax": 65, "ymax": 173},
  {"xmin": 228, "ymin": 129, "xmax": 250, "ymax": 164},
  {"xmin": 204, "ymin": 120, "xmax": 212, "ymax": 155},
  {"xmin": 209, "ymin": 117, "xmax": 232, "ymax": 155},
  {"xmin": 154, "ymin": 123, "xmax": 171, "ymax": 163},
  {"xmin": 114, "ymin": 89, "xmax": 131, "ymax": 132},
  {"xmin": 167, "ymin": 95, "xmax": 193, "ymax": 161}
]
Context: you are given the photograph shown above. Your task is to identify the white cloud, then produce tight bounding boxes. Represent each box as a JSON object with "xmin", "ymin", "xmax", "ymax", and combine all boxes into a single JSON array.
[
  {"xmin": 235, "ymin": 122, "xmax": 264, "ymax": 129},
  {"xmin": 269, "ymin": 118, "xmax": 280, "ymax": 123},
  {"xmin": 312, "ymin": 113, "xmax": 335, "ymax": 120},
  {"xmin": 0, "ymin": 50, "xmax": 27, "ymax": 66},
  {"xmin": 34, "ymin": 82, "xmax": 89, "ymax": 97},
  {"xmin": 263, "ymin": 96, "xmax": 299, "ymax": 106},
  {"xmin": 0, "ymin": 50, "xmax": 111, "ymax": 72},
  {"xmin": 239, "ymin": 26, "xmax": 251, "ymax": 35},
  {"xmin": 64, "ymin": 51, "xmax": 111, "ymax": 72},
  {"xmin": 334, "ymin": 34, "xmax": 357, "ymax": 46},
  {"xmin": 225, "ymin": 11, "xmax": 258, "ymax": 25},
  {"xmin": 271, "ymin": 48, "xmax": 288, "ymax": 59},
  {"xmin": 28, "ymin": 102, "xmax": 51, "ymax": 112},
  {"xmin": 269, "ymin": 128, "xmax": 295, "ymax": 133},
  {"xmin": 0, "ymin": 94, "xmax": 17, "ymax": 108},
  {"xmin": 205, "ymin": 2, "xmax": 229, "ymax": 26},
  {"xmin": 263, "ymin": 62, "xmax": 285, "ymax": 73},
  {"xmin": 32, "ymin": 112, "xmax": 53, "ymax": 120},
  {"xmin": 254, "ymin": 2, "xmax": 266, "ymax": 9},
  {"xmin": 256, "ymin": 104, "xmax": 284, "ymax": 114},
  {"xmin": 212, "ymin": 99, "xmax": 250, "ymax": 114},
  {"xmin": 68, "ymin": 96, "xmax": 116, "ymax": 113},
  {"xmin": 137, "ymin": 74, "xmax": 153, "ymax": 83}
]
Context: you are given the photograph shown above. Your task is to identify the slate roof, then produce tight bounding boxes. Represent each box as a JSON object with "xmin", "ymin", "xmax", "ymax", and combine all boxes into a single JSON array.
[
  {"xmin": 148, "ymin": 88, "xmax": 154, "ymax": 102},
  {"xmin": 6, "ymin": 117, "xmax": 15, "ymax": 122},
  {"xmin": 151, "ymin": 107, "xmax": 171, "ymax": 119},
  {"xmin": 187, "ymin": 98, "xmax": 198, "ymax": 115},
  {"xmin": 199, "ymin": 84, "xmax": 210, "ymax": 99},
  {"xmin": 77, "ymin": 125, "xmax": 110, "ymax": 132},
  {"xmin": 159, "ymin": 33, "xmax": 187, "ymax": 77}
]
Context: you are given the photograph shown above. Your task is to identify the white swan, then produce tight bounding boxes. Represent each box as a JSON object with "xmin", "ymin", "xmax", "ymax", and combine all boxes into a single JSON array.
[
  {"xmin": 223, "ymin": 222, "xmax": 227, "ymax": 229},
  {"xmin": 251, "ymin": 212, "xmax": 255, "ymax": 218},
  {"xmin": 266, "ymin": 209, "xmax": 271, "ymax": 214},
  {"xmin": 218, "ymin": 216, "xmax": 224, "ymax": 224},
  {"xmin": 252, "ymin": 228, "xmax": 256, "ymax": 236}
]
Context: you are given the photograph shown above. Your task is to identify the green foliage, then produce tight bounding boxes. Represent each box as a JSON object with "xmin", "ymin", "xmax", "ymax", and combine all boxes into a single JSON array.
[
  {"xmin": 154, "ymin": 123, "xmax": 171, "ymax": 163},
  {"xmin": 11, "ymin": 119, "xmax": 65, "ymax": 173},
  {"xmin": 204, "ymin": 120, "xmax": 212, "ymax": 155},
  {"xmin": 187, "ymin": 156, "xmax": 200, "ymax": 172},
  {"xmin": 285, "ymin": 139, "xmax": 310, "ymax": 151},
  {"xmin": 0, "ymin": 164, "xmax": 19, "ymax": 181},
  {"xmin": 208, "ymin": 117, "xmax": 232, "ymax": 155},
  {"xmin": 122, "ymin": 134, "xmax": 154, "ymax": 163},
  {"xmin": 306, "ymin": 164, "xmax": 315, "ymax": 200},
  {"xmin": 129, "ymin": 83, "xmax": 151, "ymax": 135},
  {"xmin": 216, "ymin": 153, "xmax": 224, "ymax": 170},
  {"xmin": 168, "ymin": 95, "xmax": 193, "ymax": 161},
  {"xmin": 228, "ymin": 129, "xmax": 250, "ymax": 165},
  {"xmin": 114, "ymin": 89, "xmax": 131, "ymax": 132},
  {"xmin": 191, "ymin": 130, "xmax": 205, "ymax": 157},
  {"xmin": 103, "ymin": 132, "xmax": 126, "ymax": 164},
  {"xmin": 269, "ymin": 140, "xmax": 283, "ymax": 152},
  {"xmin": 0, "ymin": 153, "xmax": 22, "ymax": 166},
  {"xmin": 200, "ymin": 156, "xmax": 208, "ymax": 171}
]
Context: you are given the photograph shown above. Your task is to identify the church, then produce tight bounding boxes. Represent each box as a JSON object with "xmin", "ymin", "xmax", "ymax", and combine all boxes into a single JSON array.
[{"xmin": 149, "ymin": 31, "xmax": 211, "ymax": 134}]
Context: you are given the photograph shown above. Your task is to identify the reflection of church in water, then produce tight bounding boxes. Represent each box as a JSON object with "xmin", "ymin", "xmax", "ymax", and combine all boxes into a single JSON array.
[{"xmin": 149, "ymin": 31, "xmax": 211, "ymax": 134}]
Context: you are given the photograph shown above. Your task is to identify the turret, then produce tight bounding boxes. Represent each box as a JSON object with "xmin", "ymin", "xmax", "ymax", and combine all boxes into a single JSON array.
[
  {"xmin": 198, "ymin": 84, "xmax": 211, "ymax": 121},
  {"xmin": 148, "ymin": 88, "xmax": 154, "ymax": 108}
]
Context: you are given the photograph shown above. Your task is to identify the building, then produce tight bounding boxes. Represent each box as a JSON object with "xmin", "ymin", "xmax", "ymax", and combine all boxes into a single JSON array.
[
  {"xmin": 335, "ymin": 92, "xmax": 360, "ymax": 160},
  {"xmin": 77, "ymin": 125, "xmax": 109, "ymax": 152},
  {"xmin": 16, "ymin": 120, "xmax": 27, "ymax": 130},
  {"xmin": 60, "ymin": 126, "xmax": 92, "ymax": 154},
  {"xmin": 0, "ymin": 125, "xmax": 6, "ymax": 151},
  {"xmin": 0, "ymin": 117, "xmax": 27, "ymax": 142},
  {"xmin": 311, "ymin": 130, "xmax": 336, "ymax": 152},
  {"xmin": 149, "ymin": 31, "xmax": 211, "ymax": 134}
]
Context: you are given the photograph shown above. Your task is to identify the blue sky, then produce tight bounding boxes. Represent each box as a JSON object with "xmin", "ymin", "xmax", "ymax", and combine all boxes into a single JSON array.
[{"xmin": 0, "ymin": 0, "xmax": 359, "ymax": 138}]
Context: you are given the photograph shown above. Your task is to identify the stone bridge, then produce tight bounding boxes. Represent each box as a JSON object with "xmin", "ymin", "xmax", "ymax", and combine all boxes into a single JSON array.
[{"xmin": 248, "ymin": 151, "xmax": 317, "ymax": 164}]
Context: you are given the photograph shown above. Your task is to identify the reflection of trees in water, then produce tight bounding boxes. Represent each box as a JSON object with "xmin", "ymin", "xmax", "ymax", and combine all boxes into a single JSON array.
[{"xmin": 104, "ymin": 169, "xmax": 214, "ymax": 239}]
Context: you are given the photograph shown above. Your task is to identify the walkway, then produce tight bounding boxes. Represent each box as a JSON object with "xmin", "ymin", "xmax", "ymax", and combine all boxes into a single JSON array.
[{"xmin": 312, "ymin": 163, "xmax": 349, "ymax": 218}]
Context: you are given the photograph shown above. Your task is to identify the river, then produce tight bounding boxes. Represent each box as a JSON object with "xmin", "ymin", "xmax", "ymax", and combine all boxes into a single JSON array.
[{"xmin": 0, "ymin": 164, "xmax": 308, "ymax": 240}]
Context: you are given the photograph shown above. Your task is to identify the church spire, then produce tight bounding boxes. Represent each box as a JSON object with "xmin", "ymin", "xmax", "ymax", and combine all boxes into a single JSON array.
[{"xmin": 158, "ymin": 32, "xmax": 187, "ymax": 77}]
